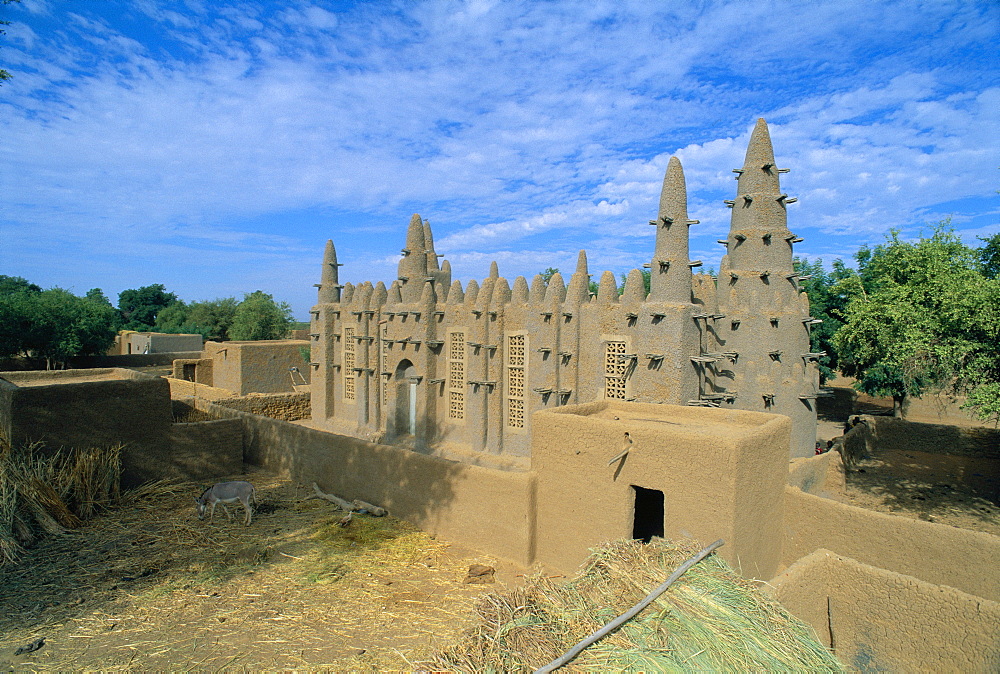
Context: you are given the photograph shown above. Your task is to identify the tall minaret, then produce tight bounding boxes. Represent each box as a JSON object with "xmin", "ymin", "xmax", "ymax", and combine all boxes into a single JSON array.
[
  {"xmin": 649, "ymin": 156, "xmax": 695, "ymax": 303},
  {"xmin": 312, "ymin": 239, "xmax": 342, "ymax": 427},
  {"xmin": 716, "ymin": 119, "xmax": 816, "ymax": 458},
  {"xmin": 317, "ymin": 239, "xmax": 341, "ymax": 304},
  {"xmin": 398, "ymin": 214, "xmax": 428, "ymax": 303},
  {"xmin": 423, "ymin": 219, "xmax": 451, "ymax": 292}
]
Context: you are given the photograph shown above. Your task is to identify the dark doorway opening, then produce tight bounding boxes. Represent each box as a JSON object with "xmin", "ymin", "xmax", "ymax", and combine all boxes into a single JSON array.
[{"xmin": 632, "ymin": 486, "xmax": 664, "ymax": 543}]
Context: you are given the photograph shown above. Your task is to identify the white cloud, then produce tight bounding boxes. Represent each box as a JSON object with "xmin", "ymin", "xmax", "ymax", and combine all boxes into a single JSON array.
[{"xmin": 0, "ymin": 0, "xmax": 997, "ymax": 317}]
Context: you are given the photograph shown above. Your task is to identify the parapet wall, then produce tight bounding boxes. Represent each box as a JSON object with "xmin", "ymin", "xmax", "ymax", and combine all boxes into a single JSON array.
[
  {"xmin": 0, "ymin": 368, "xmax": 242, "ymax": 487},
  {"xmin": 770, "ymin": 549, "xmax": 1000, "ymax": 672},
  {"xmin": 863, "ymin": 415, "xmax": 1000, "ymax": 459},
  {"xmin": 165, "ymin": 377, "xmax": 235, "ymax": 400},
  {"xmin": 787, "ymin": 450, "xmax": 844, "ymax": 497},
  {"xmin": 0, "ymin": 368, "xmax": 172, "ymax": 453},
  {"xmin": 191, "ymin": 398, "xmax": 537, "ymax": 567},
  {"xmin": 153, "ymin": 419, "xmax": 244, "ymax": 484},
  {"xmin": 70, "ymin": 352, "xmax": 204, "ymax": 368},
  {"xmin": 782, "ymin": 485, "xmax": 1000, "ymax": 602},
  {"xmin": 213, "ymin": 392, "xmax": 311, "ymax": 421}
]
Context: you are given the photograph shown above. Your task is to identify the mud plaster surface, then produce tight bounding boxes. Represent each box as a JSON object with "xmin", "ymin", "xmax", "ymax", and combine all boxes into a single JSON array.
[{"xmin": 8, "ymin": 372, "xmax": 125, "ymax": 386}]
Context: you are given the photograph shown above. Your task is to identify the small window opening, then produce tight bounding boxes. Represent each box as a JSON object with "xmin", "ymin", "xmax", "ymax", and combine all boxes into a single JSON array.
[{"xmin": 632, "ymin": 485, "xmax": 664, "ymax": 544}]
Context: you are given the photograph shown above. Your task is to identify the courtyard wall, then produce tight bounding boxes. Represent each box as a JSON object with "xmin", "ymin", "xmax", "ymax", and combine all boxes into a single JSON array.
[
  {"xmin": 782, "ymin": 485, "xmax": 1000, "ymax": 602},
  {"xmin": 770, "ymin": 549, "xmax": 1000, "ymax": 672}
]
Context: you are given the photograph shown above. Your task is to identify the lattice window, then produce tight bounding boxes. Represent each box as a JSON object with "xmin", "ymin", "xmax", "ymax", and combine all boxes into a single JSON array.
[
  {"xmin": 449, "ymin": 333, "xmax": 465, "ymax": 360},
  {"xmin": 448, "ymin": 331, "xmax": 466, "ymax": 420},
  {"xmin": 449, "ymin": 391, "xmax": 464, "ymax": 420},
  {"xmin": 507, "ymin": 398, "xmax": 524, "ymax": 428},
  {"xmin": 604, "ymin": 340, "xmax": 628, "ymax": 400},
  {"xmin": 343, "ymin": 326, "xmax": 356, "ymax": 402},
  {"xmin": 506, "ymin": 333, "xmax": 527, "ymax": 428},
  {"xmin": 381, "ymin": 325, "xmax": 389, "ymax": 406}
]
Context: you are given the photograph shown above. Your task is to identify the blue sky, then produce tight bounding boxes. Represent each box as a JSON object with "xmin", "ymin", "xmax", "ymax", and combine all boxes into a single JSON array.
[{"xmin": 1, "ymin": 0, "xmax": 998, "ymax": 320}]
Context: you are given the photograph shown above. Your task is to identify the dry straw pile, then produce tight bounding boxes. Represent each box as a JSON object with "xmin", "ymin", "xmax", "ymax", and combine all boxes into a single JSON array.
[
  {"xmin": 0, "ymin": 430, "xmax": 122, "ymax": 564},
  {"xmin": 435, "ymin": 538, "xmax": 844, "ymax": 672}
]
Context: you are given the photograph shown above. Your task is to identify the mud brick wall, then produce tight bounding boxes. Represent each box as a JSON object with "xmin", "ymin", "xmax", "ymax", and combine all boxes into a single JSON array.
[
  {"xmin": 154, "ymin": 419, "xmax": 244, "ymax": 484},
  {"xmin": 0, "ymin": 369, "xmax": 172, "ymax": 453},
  {"xmin": 213, "ymin": 392, "xmax": 311, "ymax": 421},
  {"xmin": 165, "ymin": 377, "xmax": 234, "ymax": 401},
  {"xmin": 866, "ymin": 416, "xmax": 1000, "ymax": 459}
]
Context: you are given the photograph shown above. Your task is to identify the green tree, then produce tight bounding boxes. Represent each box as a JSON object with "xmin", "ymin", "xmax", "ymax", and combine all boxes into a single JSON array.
[
  {"xmin": 0, "ymin": 275, "xmax": 40, "ymax": 294},
  {"xmin": 155, "ymin": 297, "xmax": 239, "ymax": 341},
  {"xmin": 977, "ymin": 233, "xmax": 1000, "ymax": 280},
  {"xmin": 117, "ymin": 284, "xmax": 178, "ymax": 330},
  {"xmin": 793, "ymin": 257, "xmax": 854, "ymax": 383},
  {"xmin": 85, "ymin": 288, "xmax": 114, "ymax": 306},
  {"xmin": 229, "ymin": 291, "xmax": 294, "ymax": 341},
  {"xmin": 153, "ymin": 300, "xmax": 193, "ymax": 333},
  {"xmin": 187, "ymin": 298, "xmax": 238, "ymax": 341},
  {"xmin": 0, "ymin": 283, "xmax": 117, "ymax": 367},
  {"xmin": 833, "ymin": 225, "xmax": 1000, "ymax": 421}
]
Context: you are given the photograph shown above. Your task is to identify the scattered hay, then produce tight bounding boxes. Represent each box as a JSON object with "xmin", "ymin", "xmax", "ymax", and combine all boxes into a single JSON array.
[
  {"xmin": 434, "ymin": 538, "xmax": 844, "ymax": 673},
  {"xmin": 297, "ymin": 508, "xmax": 448, "ymax": 585},
  {"xmin": 0, "ymin": 473, "xmax": 493, "ymax": 670}
]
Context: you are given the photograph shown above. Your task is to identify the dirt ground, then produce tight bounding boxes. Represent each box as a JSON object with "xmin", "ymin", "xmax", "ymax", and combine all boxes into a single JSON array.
[
  {"xmin": 841, "ymin": 449, "xmax": 1000, "ymax": 536},
  {"xmin": 816, "ymin": 392, "xmax": 1000, "ymax": 537},
  {"xmin": 0, "ymin": 469, "xmax": 528, "ymax": 671}
]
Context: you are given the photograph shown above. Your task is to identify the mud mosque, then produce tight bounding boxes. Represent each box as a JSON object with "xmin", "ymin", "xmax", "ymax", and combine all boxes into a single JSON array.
[
  {"xmin": 4, "ymin": 119, "xmax": 997, "ymax": 670},
  {"xmin": 309, "ymin": 119, "xmax": 820, "ymax": 459}
]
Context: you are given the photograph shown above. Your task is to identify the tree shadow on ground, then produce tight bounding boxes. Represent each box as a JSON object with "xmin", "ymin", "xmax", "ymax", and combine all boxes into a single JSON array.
[{"xmin": 845, "ymin": 450, "xmax": 1000, "ymax": 535}]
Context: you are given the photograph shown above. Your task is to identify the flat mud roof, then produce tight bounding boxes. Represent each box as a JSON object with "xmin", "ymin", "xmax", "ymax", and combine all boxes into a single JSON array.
[{"xmin": 0, "ymin": 368, "xmax": 153, "ymax": 388}]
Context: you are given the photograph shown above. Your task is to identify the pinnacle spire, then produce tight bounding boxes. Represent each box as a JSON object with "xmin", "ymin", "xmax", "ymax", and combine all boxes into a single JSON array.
[
  {"xmin": 491, "ymin": 277, "xmax": 511, "ymax": 306},
  {"xmin": 722, "ymin": 117, "xmax": 794, "ymax": 280},
  {"xmin": 649, "ymin": 156, "xmax": 692, "ymax": 303},
  {"xmin": 512, "ymin": 276, "xmax": 530, "ymax": 303},
  {"xmin": 398, "ymin": 214, "xmax": 429, "ymax": 303},
  {"xmin": 422, "ymin": 219, "xmax": 440, "ymax": 271},
  {"xmin": 544, "ymin": 272, "xmax": 566, "ymax": 304},
  {"xmin": 597, "ymin": 270, "xmax": 619, "ymax": 304},
  {"xmin": 736, "ymin": 118, "xmax": 780, "ymax": 195},
  {"xmin": 318, "ymin": 239, "xmax": 341, "ymax": 303},
  {"xmin": 372, "ymin": 281, "xmax": 387, "ymax": 308},
  {"xmin": 566, "ymin": 250, "xmax": 591, "ymax": 305},
  {"xmin": 446, "ymin": 279, "xmax": 464, "ymax": 304},
  {"xmin": 622, "ymin": 269, "xmax": 647, "ymax": 302}
]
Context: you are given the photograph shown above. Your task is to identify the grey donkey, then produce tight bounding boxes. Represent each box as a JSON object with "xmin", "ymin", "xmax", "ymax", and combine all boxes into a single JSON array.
[{"xmin": 195, "ymin": 481, "xmax": 258, "ymax": 526}]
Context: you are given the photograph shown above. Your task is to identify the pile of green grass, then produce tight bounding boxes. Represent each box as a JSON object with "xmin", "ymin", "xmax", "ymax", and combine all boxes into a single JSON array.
[{"xmin": 435, "ymin": 538, "xmax": 843, "ymax": 672}]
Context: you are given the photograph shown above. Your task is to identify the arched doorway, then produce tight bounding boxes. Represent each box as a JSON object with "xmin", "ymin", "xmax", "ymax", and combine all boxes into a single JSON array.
[{"xmin": 394, "ymin": 360, "xmax": 417, "ymax": 437}]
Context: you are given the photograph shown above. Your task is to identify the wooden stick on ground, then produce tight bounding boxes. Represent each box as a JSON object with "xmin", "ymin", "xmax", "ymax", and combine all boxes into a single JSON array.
[
  {"xmin": 352, "ymin": 499, "xmax": 387, "ymax": 517},
  {"xmin": 306, "ymin": 483, "xmax": 353, "ymax": 511},
  {"xmin": 306, "ymin": 484, "xmax": 388, "ymax": 516}
]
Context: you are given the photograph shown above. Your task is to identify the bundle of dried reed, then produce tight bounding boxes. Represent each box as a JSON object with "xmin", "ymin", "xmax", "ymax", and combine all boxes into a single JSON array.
[
  {"xmin": 0, "ymin": 428, "xmax": 123, "ymax": 566},
  {"xmin": 435, "ymin": 538, "xmax": 844, "ymax": 673}
]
